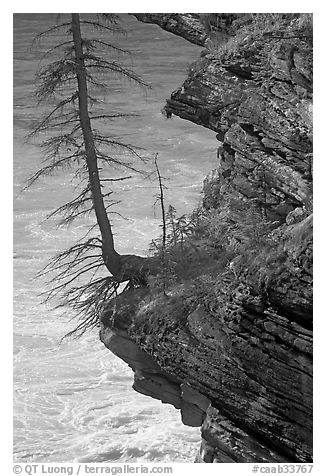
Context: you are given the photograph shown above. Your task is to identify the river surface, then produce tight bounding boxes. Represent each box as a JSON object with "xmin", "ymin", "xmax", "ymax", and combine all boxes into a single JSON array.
[{"xmin": 13, "ymin": 13, "xmax": 217, "ymax": 463}]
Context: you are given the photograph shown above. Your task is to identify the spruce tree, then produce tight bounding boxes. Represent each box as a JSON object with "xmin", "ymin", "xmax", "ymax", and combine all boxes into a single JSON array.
[{"xmin": 28, "ymin": 13, "xmax": 152, "ymax": 336}]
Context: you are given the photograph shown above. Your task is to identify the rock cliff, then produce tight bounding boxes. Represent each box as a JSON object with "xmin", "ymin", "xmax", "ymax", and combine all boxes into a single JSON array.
[
  {"xmin": 132, "ymin": 14, "xmax": 208, "ymax": 46},
  {"xmin": 100, "ymin": 14, "xmax": 313, "ymax": 463}
]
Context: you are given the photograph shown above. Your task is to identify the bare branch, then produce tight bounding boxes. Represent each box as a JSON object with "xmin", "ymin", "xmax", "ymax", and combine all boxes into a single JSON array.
[
  {"xmin": 89, "ymin": 113, "xmax": 138, "ymax": 121},
  {"xmin": 45, "ymin": 185, "xmax": 91, "ymax": 221},
  {"xmin": 33, "ymin": 116, "xmax": 80, "ymax": 133},
  {"xmin": 154, "ymin": 154, "xmax": 167, "ymax": 250},
  {"xmin": 39, "ymin": 40, "xmax": 75, "ymax": 60},
  {"xmin": 23, "ymin": 153, "xmax": 82, "ymax": 190},
  {"xmin": 93, "ymin": 134, "xmax": 145, "ymax": 159},
  {"xmin": 88, "ymin": 39, "xmax": 130, "ymax": 55},
  {"xmin": 100, "ymin": 176, "xmax": 132, "ymax": 182},
  {"xmin": 37, "ymin": 236, "xmax": 102, "ymax": 276},
  {"xmin": 32, "ymin": 22, "xmax": 72, "ymax": 47},
  {"xmin": 80, "ymin": 20, "xmax": 124, "ymax": 34},
  {"xmin": 28, "ymin": 93, "xmax": 79, "ymax": 137},
  {"xmin": 85, "ymin": 55, "xmax": 150, "ymax": 88}
]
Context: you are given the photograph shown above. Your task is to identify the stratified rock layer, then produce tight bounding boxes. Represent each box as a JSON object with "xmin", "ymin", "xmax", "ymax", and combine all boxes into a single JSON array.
[
  {"xmin": 131, "ymin": 14, "xmax": 208, "ymax": 46},
  {"xmin": 165, "ymin": 41, "xmax": 312, "ymax": 223},
  {"xmin": 101, "ymin": 214, "xmax": 312, "ymax": 461},
  {"xmin": 100, "ymin": 15, "xmax": 312, "ymax": 463}
]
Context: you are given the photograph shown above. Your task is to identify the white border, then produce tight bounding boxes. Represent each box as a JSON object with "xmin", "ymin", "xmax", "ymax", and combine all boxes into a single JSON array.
[{"xmin": 6, "ymin": 3, "xmax": 323, "ymax": 474}]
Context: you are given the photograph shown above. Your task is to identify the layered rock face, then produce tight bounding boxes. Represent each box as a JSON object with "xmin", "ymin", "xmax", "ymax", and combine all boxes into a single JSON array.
[
  {"xmin": 100, "ymin": 15, "xmax": 312, "ymax": 463},
  {"xmin": 165, "ymin": 23, "xmax": 312, "ymax": 223},
  {"xmin": 131, "ymin": 14, "xmax": 208, "ymax": 46}
]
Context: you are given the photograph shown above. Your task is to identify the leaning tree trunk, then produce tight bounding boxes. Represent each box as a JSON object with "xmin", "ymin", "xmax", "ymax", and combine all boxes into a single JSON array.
[
  {"xmin": 71, "ymin": 13, "xmax": 150, "ymax": 285},
  {"xmin": 71, "ymin": 13, "xmax": 122, "ymax": 276}
]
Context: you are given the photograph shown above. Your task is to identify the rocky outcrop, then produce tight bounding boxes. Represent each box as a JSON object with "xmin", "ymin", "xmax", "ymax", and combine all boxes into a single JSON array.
[
  {"xmin": 165, "ymin": 33, "xmax": 312, "ymax": 223},
  {"xmin": 131, "ymin": 14, "xmax": 208, "ymax": 46},
  {"xmin": 100, "ymin": 15, "xmax": 312, "ymax": 463},
  {"xmin": 101, "ymin": 213, "xmax": 312, "ymax": 462}
]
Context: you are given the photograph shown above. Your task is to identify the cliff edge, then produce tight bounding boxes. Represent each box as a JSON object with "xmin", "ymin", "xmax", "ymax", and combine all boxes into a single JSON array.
[{"xmin": 100, "ymin": 14, "xmax": 313, "ymax": 463}]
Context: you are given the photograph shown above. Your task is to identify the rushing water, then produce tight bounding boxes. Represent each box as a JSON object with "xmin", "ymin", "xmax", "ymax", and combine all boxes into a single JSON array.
[{"xmin": 13, "ymin": 13, "xmax": 217, "ymax": 463}]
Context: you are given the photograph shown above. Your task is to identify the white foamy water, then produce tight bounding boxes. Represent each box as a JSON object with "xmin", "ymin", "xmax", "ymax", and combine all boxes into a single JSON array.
[{"xmin": 13, "ymin": 13, "xmax": 217, "ymax": 462}]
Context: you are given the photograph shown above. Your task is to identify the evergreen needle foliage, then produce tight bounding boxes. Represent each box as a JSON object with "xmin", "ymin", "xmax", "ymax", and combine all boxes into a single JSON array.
[{"xmin": 148, "ymin": 193, "xmax": 283, "ymax": 299}]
